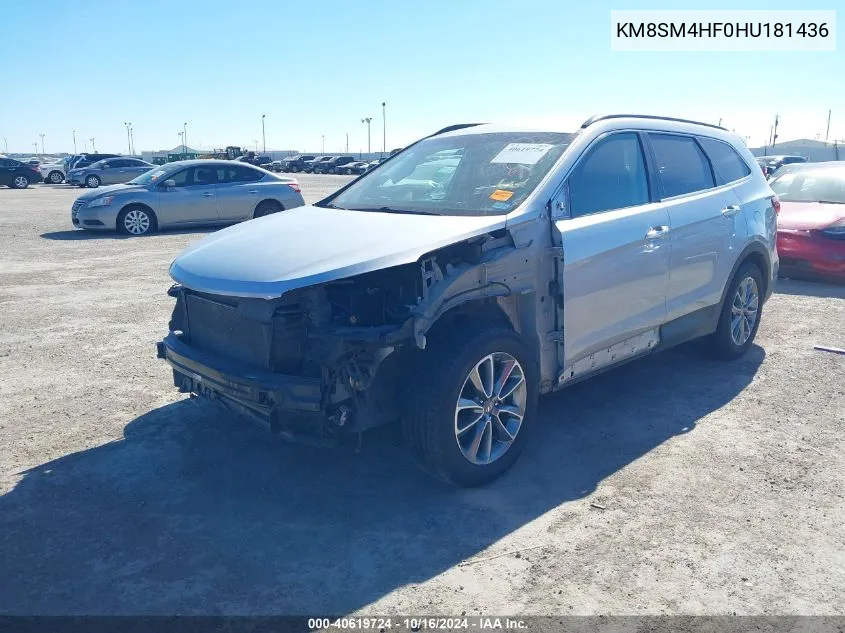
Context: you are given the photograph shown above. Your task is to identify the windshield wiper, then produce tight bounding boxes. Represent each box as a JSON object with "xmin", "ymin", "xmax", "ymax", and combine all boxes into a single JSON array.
[{"xmin": 349, "ymin": 206, "xmax": 438, "ymax": 216}]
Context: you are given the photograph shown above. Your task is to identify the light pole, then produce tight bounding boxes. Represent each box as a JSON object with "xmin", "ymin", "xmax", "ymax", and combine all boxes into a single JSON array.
[
  {"xmin": 345, "ymin": 132, "xmax": 349, "ymax": 153},
  {"xmin": 381, "ymin": 101, "xmax": 386, "ymax": 158},
  {"xmin": 178, "ymin": 132, "xmax": 184, "ymax": 158},
  {"xmin": 361, "ymin": 117, "xmax": 372, "ymax": 156},
  {"xmin": 129, "ymin": 125, "xmax": 135, "ymax": 155},
  {"xmin": 39, "ymin": 133, "xmax": 45, "ymax": 155},
  {"xmin": 261, "ymin": 114, "xmax": 266, "ymax": 154},
  {"xmin": 321, "ymin": 135, "xmax": 325, "ymax": 154},
  {"xmin": 717, "ymin": 117, "xmax": 723, "ymax": 127},
  {"xmin": 124, "ymin": 122, "xmax": 132, "ymax": 154},
  {"xmin": 183, "ymin": 122, "xmax": 188, "ymax": 156},
  {"xmin": 254, "ymin": 140, "xmax": 259, "ymax": 152},
  {"xmin": 33, "ymin": 142, "xmax": 38, "ymax": 155},
  {"xmin": 72, "ymin": 130, "xmax": 77, "ymax": 154},
  {"xmin": 89, "ymin": 137, "xmax": 96, "ymax": 152}
]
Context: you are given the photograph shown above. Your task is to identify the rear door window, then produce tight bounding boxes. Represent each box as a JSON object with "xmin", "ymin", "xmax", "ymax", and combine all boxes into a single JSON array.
[
  {"xmin": 697, "ymin": 138, "xmax": 751, "ymax": 185},
  {"xmin": 568, "ymin": 132, "xmax": 650, "ymax": 217},
  {"xmin": 648, "ymin": 133, "xmax": 715, "ymax": 198}
]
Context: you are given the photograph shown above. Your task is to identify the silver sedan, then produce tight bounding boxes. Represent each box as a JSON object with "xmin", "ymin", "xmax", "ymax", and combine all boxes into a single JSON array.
[{"xmin": 71, "ymin": 160, "xmax": 305, "ymax": 235}]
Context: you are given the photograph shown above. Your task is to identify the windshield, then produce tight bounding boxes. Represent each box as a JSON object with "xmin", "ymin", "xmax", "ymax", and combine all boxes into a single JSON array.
[
  {"xmin": 770, "ymin": 169, "xmax": 845, "ymax": 203},
  {"xmin": 325, "ymin": 131, "xmax": 572, "ymax": 216},
  {"xmin": 128, "ymin": 167, "xmax": 168, "ymax": 186},
  {"xmin": 88, "ymin": 160, "xmax": 107, "ymax": 169}
]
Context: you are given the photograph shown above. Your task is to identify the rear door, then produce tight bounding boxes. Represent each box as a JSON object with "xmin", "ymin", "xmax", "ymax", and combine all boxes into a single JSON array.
[
  {"xmin": 125, "ymin": 159, "xmax": 154, "ymax": 180},
  {"xmin": 214, "ymin": 165, "xmax": 264, "ymax": 221},
  {"xmin": 646, "ymin": 133, "xmax": 744, "ymax": 320},
  {"xmin": 157, "ymin": 166, "xmax": 220, "ymax": 226},
  {"xmin": 553, "ymin": 131, "xmax": 670, "ymax": 372},
  {"xmin": 0, "ymin": 159, "xmax": 18, "ymax": 186}
]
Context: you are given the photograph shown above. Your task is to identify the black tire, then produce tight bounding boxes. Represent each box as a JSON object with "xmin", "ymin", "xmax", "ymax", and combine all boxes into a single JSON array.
[
  {"xmin": 402, "ymin": 326, "xmax": 539, "ymax": 487},
  {"xmin": 10, "ymin": 174, "xmax": 30, "ymax": 189},
  {"xmin": 253, "ymin": 200, "xmax": 283, "ymax": 218},
  {"xmin": 85, "ymin": 174, "xmax": 100, "ymax": 188},
  {"xmin": 117, "ymin": 205, "xmax": 156, "ymax": 236},
  {"xmin": 709, "ymin": 262, "xmax": 764, "ymax": 359},
  {"xmin": 48, "ymin": 170, "xmax": 64, "ymax": 184}
]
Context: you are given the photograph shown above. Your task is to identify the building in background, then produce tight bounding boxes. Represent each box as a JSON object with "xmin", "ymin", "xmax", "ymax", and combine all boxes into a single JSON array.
[{"xmin": 749, "ymin": 139, "xmax": 843, "ymax": 162}]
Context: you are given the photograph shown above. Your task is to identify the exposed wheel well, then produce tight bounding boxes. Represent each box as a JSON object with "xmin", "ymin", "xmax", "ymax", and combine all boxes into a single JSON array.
[
  {"xmin": 741, "ymin": 250, "xmax": 769, "ymax": 298},
  {"xmin": 424, "ymin": 298, "xmax": 515, "ymax": 344}
]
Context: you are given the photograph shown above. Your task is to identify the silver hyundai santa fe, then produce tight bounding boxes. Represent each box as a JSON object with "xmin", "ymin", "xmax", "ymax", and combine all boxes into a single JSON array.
[{"xmin": 157, "ymin": 115, "xmax": 779, "ymax": 487}]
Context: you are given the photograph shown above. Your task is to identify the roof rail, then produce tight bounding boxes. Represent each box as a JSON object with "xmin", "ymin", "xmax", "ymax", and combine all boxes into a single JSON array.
[
  {"xmin": 431, "ymin": 123, "xmax": 485, "ymax": 136},
  {"xmin": 581, "ymin": 114, "xmax": 727, "ymax": 131}
]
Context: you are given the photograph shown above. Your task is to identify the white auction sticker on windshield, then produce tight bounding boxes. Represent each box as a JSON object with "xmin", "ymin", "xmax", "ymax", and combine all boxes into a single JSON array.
[{"xmin": 490, "ymin": 143, "xmax": 554, "ymax": 165}]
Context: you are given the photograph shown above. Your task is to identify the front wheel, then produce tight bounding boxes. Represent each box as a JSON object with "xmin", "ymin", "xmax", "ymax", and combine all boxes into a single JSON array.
[
  {"xmin": 117, "ymin": 206, "xmax": 156, "ymax": 236},
  {"xmin": 402, "ymin": 326, "xmax": 538, "ymax": 487},
  {"xmin": 48, "ymin": 171, "xmax": 64, "ymax": 184},
  {"xmin": 11, "ymin": 174, "xmax": 30, "ymax": 189},
  {"xmin": 709, "ymin": 262, "xmax": 764, "ymax": 359},
  {"xmin": 86, "ymin": 174, "xmax": 101, "ymax": 188}
]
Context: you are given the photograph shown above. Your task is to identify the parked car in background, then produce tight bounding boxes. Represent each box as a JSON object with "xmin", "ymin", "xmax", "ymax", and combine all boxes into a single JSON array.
[
  {"xmin": 156, "ymin": 115, "xmax": 778, "ymax": 486},
  {"xmin": 39, "ymin": 158, "xmax": 68, "ymax": 183},
  {"xmin": 71, "ymin": 160, "xmax": 305, "ymax": 236},
  {"xmin": 340, "ymin": 161, "xmax": 370, "ymax": 175},
  {"xmin": 0, "ymin": 157, "xmax": 42, "ymax": 188},
  {"xmin": 757, "ymin": 155, "xmax": 807, "ymax": 178},
  {"xmin": 317, "ymin": 156, "xmax": 356, "ymax": 174},
  {"xmin": 284, "ymin": 155, "xmax": 317, "ymax": 173},
  {"xmin": 770, "ymin": 163, "xmax": 845, "ymax": 283},
  {"xmin": 267, "ymin": 160, "xmax": 285, "ymax": 172},
  {"xmin": 303, "ymin": 156, "xmax": 333, "ymax": 173},
  {"xmin": 69, "ymin": 153, "xmax": 121, "ymax": 170},
  {"xmin": 67, "ymin": 157, "xmax": 156, "ymax": 188}
]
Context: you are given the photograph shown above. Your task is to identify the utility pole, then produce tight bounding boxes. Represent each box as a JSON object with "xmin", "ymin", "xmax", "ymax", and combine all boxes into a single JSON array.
[
  {"xmin": 826, "ymin": 109, "xmax": 832, "ymax": 142},
  {"xmin": 39, "ymin": 133, "xmax": 45, "ymax": 155},
  {"xmin": 261, "ymin": 114, "xmax": 266, "ymax": 154},
  {"xmin": 361, "ymin": 117, "xmax": 372, "ymax": 156},
  {"xmin": 345, "ymin": 132, "xmax": 349, "ymax": 153},
  {"xmin": 72, "ymin": 130, "xmax": 77, "ymax": 154},
  {"xmin": 772, "ymin": 114, "xmax": 779, "ymax": 149},
  {"xmin": 381, "ymin": 102, "xmax": 386, "ymax": 158},
  {"xmin": 124, "ymin": 122, "xmax": 132, "ymax": 155},
  {"xmin": 89, "ymin": 137, "xmax": 96, "ymax": 152},
  {"xmin": 321, "ymin": 135, "xmax": 325, "ymax": 154}
]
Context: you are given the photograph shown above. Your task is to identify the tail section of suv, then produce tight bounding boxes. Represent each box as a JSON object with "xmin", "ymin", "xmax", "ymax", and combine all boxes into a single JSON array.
[{"xmin": 157, "ymin": 115, "xmax": 777, "ymax": 487}]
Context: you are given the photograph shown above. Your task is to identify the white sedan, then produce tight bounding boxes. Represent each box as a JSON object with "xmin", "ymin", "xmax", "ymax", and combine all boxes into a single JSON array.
[{"xmin": 39, "ymin": 161, "xmax": 67, "ymax": 184}]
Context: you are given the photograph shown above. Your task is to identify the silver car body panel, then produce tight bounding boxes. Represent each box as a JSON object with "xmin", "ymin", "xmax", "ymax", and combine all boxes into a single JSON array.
[{"xmin": 169, "ymin": 205, "xmax": 507, "ymax": 299}]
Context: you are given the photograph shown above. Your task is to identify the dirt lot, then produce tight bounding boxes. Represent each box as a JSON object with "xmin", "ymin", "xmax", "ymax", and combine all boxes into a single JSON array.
[{"xmin": 0, "ymin": 178, "xmax": 843, "ymax": 616}]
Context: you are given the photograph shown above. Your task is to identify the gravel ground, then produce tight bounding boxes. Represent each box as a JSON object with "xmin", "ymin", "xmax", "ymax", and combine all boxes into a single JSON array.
[{"xmin": 0, "ymin": 178, "xmax": 843, "ymax": 616}]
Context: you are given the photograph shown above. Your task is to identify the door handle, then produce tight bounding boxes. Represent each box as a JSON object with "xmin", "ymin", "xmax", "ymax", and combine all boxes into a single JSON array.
[
  {"xmin": 202, "ymin": 192, "xmax": 215, "ymax": 197},
  {"xmin": 645, "ymin": 225, "xmax": 669, "ymax": 240},
  {"xmin": 722, "ymin": 204, "xmax": 740, "ymax": 217},
  {"xmin": 247, "ymin": 190, "xmax": 258, "ymax": 194}
]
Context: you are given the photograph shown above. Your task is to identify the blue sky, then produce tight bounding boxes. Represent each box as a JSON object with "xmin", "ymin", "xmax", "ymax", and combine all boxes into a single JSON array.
[{"xmin": 0, "ymin": 0, "xmax": 841, "ymax": 155}]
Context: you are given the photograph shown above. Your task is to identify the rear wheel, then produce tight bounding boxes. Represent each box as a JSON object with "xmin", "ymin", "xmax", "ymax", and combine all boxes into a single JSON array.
[
  {"xmin": 253, "ymin": 200, "xmax": 283, "ymax": 218},
  {"xmin": 117, "ymin": 205, "xmax": 156, "ymax": 236},
  {"xmin": 709, "ymin": 262, "xmax": 763, "ymax": 359},
  {"xmin": 402, "ymin": 326, "xmax": 538, "ymax": 487},
  {"xmin": 86, "ymin": 174, "xmax": 101, "ymax": 188},
  {"xmin": 11, "ymin": 174, "xmax": 30, "ymax": 189},
  {"xmin": 48, "ymin": 170, "xmax": 64, "ymax": 184}
]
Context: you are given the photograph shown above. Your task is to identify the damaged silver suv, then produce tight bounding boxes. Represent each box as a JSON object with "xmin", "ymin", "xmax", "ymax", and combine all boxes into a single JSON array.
[{"xmin": 157, "ymin": 115, "xmax": 778, "ymax": 487}]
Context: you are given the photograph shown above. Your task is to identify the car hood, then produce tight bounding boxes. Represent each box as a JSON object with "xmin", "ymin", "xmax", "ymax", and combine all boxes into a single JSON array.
[
  {"xmin": 169, "ymin": 205, "xmax": 507, "ymax": 298},
  {"xmin": 777, "ymin": 201, "xmax": 845, "ymax": 231},
  {"xmin": 76, "ymin": 183, "xmax": 145, "ymax": 200}
]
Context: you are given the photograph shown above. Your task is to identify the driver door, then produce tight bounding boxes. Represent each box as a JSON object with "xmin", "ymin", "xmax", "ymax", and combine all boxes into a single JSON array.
[
  {"xmin": 552, "ymin": 131, "xmax": 670, "ymax": 375},
  {"xmin": 157, "ymin": 166, "xmax": 220, "ymax": 226}
]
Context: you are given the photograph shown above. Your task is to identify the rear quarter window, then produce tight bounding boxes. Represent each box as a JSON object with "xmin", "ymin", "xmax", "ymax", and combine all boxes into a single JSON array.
[{"xmin": 698, "ymin": 137, "xmax": 751, "ymax": 185}]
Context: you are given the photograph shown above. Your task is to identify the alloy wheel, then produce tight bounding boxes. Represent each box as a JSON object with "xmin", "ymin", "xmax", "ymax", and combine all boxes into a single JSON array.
[
  {"xmin": 13, "ymin": 176, "xmax": 28, "ymax": 188},
  {"xmin": 123, "ymin": 209, "xmax": 151, "ymax": 235},
  {"xmin": 50, "ymin": 171, "xmax": 63, "ymax": 183},
  {"xmin": 86, "ymin": 176, "xmax": 99, "ymax": 187},
  {"xmin": 454, "ymin": 352, "xmax": 527, "ymax": 465},
  {"xmin": 731, "ymin": 276, "xmax": 759, "ymax": 346}
]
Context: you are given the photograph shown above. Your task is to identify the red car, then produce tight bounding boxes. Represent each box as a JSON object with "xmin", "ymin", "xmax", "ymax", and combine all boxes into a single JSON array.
[{"xmin": 770, "ymin": 163, "xmax": 845, "ymax": 283}]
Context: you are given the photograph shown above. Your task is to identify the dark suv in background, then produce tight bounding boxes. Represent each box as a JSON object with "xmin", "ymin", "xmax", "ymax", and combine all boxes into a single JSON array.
[
  {"xmin": 282, "ymin": 155, "xmax": 317, "ymax": 173},
  {"xmin": 316, "ymin": 156, "xmax": 356, "ymax": 174}
]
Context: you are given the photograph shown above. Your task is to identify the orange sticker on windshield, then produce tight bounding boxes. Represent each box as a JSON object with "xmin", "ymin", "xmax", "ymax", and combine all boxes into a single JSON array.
[{"xmin": 490, "ymin": 189, "xmax": 514, "ymax": 201}]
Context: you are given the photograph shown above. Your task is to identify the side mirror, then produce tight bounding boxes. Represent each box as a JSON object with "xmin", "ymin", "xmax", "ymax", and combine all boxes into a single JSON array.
[{"xmin": 164, "ymin": 179, "xmax": 176, "ymax": 189}]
